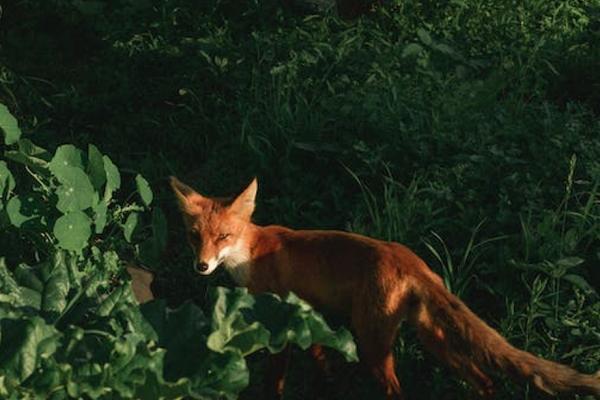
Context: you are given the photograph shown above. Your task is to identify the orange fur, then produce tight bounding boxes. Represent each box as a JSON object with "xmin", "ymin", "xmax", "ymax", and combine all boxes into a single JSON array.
[{"xmin": 171, "ymin": 177, "xmax": 600, "ymax": 399}]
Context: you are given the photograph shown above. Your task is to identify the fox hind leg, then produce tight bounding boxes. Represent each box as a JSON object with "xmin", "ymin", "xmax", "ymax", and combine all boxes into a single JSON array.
[
  {"xmin": 352, "ymin": 306, "xmax": 404, "ymax": 399},
  {"xmin": 264, "ymin": 346, "xmax": 292, "ymax": 400},
  {"xmin": 309, "ymin": 344, "xmax": 336, "ymax": 399}
]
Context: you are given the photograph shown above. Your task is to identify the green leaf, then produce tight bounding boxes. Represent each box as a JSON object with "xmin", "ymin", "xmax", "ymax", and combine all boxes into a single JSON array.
[
  {"xmin": 103, "ymin": 155, "xmax": 121, "ymax": 201},
  {"xmin": 55, "ymin": 166, "xmax": 96, "ymax": 213},
  {"xmin": 0, "ymin": 317, "xmax": 59, "ymax": 384},
  {"xmin": 53, "ymin": 211, "xmax": 92, "ymax": 253},
  {"xmin": 97, "ymin": 286, "xmax": 126, "ymax": 317},
  {"xmin": 0, "ymin": 161, "xmax": 15, "ymax": 199},
  {"xmin": 5, "ymin": 139, "xmax": 51, "ymax": 170},
  {"xmin": 417, "ymin": 28, "xmax": 433, "ymax": 46},
  {"xmin": 402, "ymin": 43, "xmax": 425, "ymax": 58},
  {"xmin": 207, "ymin": 287, "xmax": 358, "ymax": 361},
  {"xmin": 563, "ymin": 274, "xmax": 597, "ymax": 296},
  {"xmin": 5, "ymin": 193, "xmax": 46, "ymax": 230},
  {"xmin": 0, "ymin": 104, "xmax": 21, "ymax": 145},
  {"xmin": 87, "ymin": 145, "xmax": 106, "ymax": 190},
  {"xmin": 135, "ymin": 174, "xmax": 153, "ymax": 206},
  {"xmin": 556, "ymin": 257, "xmax": 584, "ymax": 269},
  {"xmin": 123, "ymin": 212, "xmax": 139, "ymax": 242},
  {"xmin": 193, "ymin": 351, "xmax": 248, "ymax": 399},
  {"xmin": 140, "ymin": 287, "xmax": 357, "ymax": 399},
  {"xmin": 6, "ymin": 196, "xmax": 32, "ymax": 228},
  {"xmin": 93, "ymin": 200, "xmax": 108, "ymax": 234},
  {"xmin": 49, "ymin": 145, "xmax": 84, "ymax": 180},
  {"xmin": 14, "ymin": 264, "xmax": 44, "ymax": 293},
  {"xmin": 207, "ymin": 287, "xmax": 269, "ymax": 356},
  {"xmin": 0, "ymin": 258, "xmax": 25, "ymax": 308},
  {"xmin": 39, "ymin": 252, "xmax": 71, "ymax": 316}
]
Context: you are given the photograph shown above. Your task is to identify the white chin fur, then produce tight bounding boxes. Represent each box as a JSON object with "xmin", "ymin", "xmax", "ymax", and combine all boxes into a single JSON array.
[{"xmin": 219, "ymin": 242, "xmax": 251, "ymax": 286}]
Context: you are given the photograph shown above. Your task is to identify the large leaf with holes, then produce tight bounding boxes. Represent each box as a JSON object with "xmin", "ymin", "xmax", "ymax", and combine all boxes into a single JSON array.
[
  {"xmin": 49, "ymin": 145, "xmax": 84, "ymax": 179},
  {"xmin": 53, "ymin": 211, "xmax": 92, "ymax": 253},
  {"xmin": 54, "ymin": 166, "xmax": 96, "ymax": 213}
]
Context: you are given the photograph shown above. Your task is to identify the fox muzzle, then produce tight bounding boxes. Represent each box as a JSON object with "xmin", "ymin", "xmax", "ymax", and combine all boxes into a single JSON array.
[{"xmin": 194, "ymin": 261, "xmax": 209, "ymax": 273}]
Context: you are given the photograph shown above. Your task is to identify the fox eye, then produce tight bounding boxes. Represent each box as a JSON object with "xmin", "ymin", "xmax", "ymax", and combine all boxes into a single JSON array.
[{"xmin": 217, "ymin": 233, "xmax": 231, "ymax": 241}]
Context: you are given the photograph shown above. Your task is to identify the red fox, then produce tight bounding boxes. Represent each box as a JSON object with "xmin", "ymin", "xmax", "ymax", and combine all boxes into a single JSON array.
[{"xmin": 170, "ymin": 176, "xmax": 600, "ymax": 399}]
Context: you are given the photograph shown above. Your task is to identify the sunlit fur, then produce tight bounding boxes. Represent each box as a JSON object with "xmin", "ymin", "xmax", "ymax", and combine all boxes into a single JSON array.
[{"xmin": 170, "ymin": 176, "xmax": 600, "ymax": 400}]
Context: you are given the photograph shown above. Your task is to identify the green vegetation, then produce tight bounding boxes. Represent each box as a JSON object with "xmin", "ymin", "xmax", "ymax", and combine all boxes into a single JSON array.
[
  {"xmin": 1, "ymin": 0, "xmax": 598, "ymax": 399},
  {"xmin": 0, "ymin": 108, "xmax": 357, "ymax": 398}
]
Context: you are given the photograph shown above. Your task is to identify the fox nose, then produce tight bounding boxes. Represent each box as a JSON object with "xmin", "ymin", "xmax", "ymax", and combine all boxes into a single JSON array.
[{"xmin": 194, "ymin": 262, "xmax": 209, "ymax": 273}]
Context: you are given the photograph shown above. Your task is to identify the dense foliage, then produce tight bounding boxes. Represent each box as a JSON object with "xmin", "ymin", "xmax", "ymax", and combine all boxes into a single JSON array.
[
  {"xmin": 1, "ymin": 0, "xmax": 599, "ymax": 399},
  {"xmin": 0, "ymin": 109, "xmax": 357, "ymax": 398}
]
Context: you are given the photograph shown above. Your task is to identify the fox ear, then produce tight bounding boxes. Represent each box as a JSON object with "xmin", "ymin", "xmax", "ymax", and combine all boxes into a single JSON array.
[
  {"xmin": 230, "ymin": 177, "xmax": 257, "ymax": 219},
  {"xmin": 169, "ymin": 176, "xmax": 200, "ymax": 213}
]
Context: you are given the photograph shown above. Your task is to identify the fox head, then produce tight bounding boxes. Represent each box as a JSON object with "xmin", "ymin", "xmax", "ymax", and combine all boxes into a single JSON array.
[{"xmin": 169, "ymin": 176, "xmax": 257, "ymax": 276}]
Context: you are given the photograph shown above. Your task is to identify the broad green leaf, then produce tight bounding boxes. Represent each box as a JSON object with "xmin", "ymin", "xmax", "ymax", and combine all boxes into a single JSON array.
[
  {"xmin": 49, "ymin": 145, "xmax": 84, "ymax": 180},
  {"xmin": 10, "ymin": 256, "xmax": 73, "ymax": 315},
  {"xmin": 93, "ymin": 200, "xmax": 108, "ymax": 234},
  {"xmin": 0, "ymin": 259, "xmax": 24, "ymax": 307},
  {"xmin": 0, "ymin": 317, "xmax": 59, "ymax": 384},
  {"xmin": 140, "ymin": 300, "xmax": 248, "ymax": 399},
  {"xmin": 53, "ymin": 211, "xmax": 92, "ymax": 253},
  {"xmin": 207, "ymin": 287, "xmax": 358, "ymax": 361},
  {"xmin": 4, "ymin": 193, "xmax": 46, "ymax": 231},
  {"xmin": 135, "ymin": 174, "xmax": 153, "ymax": 206},
  {"xmin": 14, "ymin": 264, "xmax": 44, "ymax": 293},
  {"xmin": 0, "ymin": 161, "xmax": 15, "ymax": 199},
  {"xmin": 97, "ymin": 285, "xmax": 126, "ymax": 317},
  {"xmin": 193, "ymin": 350, "xmax": 249, "ymax": 399},
  {"xmin": 39, "ymin": 252, "xmax": 71, "ymax": 316},
  {"xmin": 0, "ymin": 104, "xmax": 21, "ymax": 145},
  {"xmin": 87, "ymin": 144, "xmax": 106, "ymax": 190},
  {"xmin": 207, "ymin": 287, "xmax": 268, "ymax": 356},
  {"xmin": 6, "ymin": 196, "xmax": 32, "ymax": 228},
  {"xmin": 123, "ymin": 212, "xmax": 139, "ymax": 242},
  {"xmin": 55, "ymin": 166, "xmax": 96, "ymax": 213},
  {"xmin": 103, "ymin": 155, "xmax": 121, "ymax": 201}
]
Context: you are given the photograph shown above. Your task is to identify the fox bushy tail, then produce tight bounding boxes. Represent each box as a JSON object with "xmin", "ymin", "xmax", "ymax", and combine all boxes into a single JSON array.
[{"xmin": 411, "ymin": 280, "xmax": 600, "ymax": 397}]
